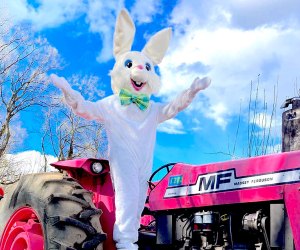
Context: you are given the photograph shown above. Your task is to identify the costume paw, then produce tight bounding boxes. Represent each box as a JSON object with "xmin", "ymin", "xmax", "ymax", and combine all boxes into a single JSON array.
[
  {"xmin": 191, "ymin": 77, "xmax": 211, "ymax": 93},
  {"xmin": 50, "ymin": 74, "xmax": 71, "ymax": 93}
]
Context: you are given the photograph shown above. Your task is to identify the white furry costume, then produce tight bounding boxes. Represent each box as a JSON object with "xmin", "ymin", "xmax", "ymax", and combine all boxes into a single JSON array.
[{"xmin": 51, "ymin": 9, "xmax": 211, "ymax": 250}]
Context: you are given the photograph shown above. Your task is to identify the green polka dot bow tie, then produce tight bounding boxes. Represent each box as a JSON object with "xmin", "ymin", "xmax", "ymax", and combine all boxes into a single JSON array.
[{"xmin": 119, "ymin": 88, "xmax": 150, "ymax": 111}]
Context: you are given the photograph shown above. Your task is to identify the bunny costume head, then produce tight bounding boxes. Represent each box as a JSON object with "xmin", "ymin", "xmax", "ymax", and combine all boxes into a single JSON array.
[{"xmin": 110, "ymin": 9, "xmax": 172, "ymax": 96}]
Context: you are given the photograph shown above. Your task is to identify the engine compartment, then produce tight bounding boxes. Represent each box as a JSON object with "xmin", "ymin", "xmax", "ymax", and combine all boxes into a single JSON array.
[{"xmin": 141, "ymin": 201, "xmax": 294, "ymax": 250}]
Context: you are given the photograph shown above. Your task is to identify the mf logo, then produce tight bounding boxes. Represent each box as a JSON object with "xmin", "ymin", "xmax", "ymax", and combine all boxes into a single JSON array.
[{"xmin": 198, "ymin": 171, "xmax": 233, "ymax": 191}]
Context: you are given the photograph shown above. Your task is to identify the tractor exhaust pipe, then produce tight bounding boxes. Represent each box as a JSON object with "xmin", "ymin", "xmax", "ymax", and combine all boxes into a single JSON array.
[{"xmin": 281, "ymin": 97, "xmax": 300, "ymax": 152}]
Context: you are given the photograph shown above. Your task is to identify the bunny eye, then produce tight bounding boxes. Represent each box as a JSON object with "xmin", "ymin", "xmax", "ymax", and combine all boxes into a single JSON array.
[
  {"xmin": 124, "ymin": 59, "xmax": 133, "ymax": 68},
  {"xmin": 145, "ymin": 62, "xmax": 151, "ymax": 71}
]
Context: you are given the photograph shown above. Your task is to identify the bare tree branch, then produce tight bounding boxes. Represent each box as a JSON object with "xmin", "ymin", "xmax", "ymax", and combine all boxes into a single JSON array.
[
  {"xmin": 42, "ymin": 76, "xmax": 107, "ymax": 161},
  {"xmin": 0, "ymin": 18, "xmax": 60, "ymax": 181}
]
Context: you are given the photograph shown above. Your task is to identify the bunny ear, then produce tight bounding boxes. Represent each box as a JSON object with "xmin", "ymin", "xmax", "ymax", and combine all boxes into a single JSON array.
[
  {"xmin": 142, "ymin": 28, "xmax": 172, "ymax": 65},
  {"xmin": 113, "ymin": 9, "xmax": 136, "ymax": 58}
]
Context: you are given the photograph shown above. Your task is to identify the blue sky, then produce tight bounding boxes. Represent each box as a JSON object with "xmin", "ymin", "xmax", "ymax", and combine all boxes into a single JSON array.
[{"xmin": 3, "ymin": 0, "xmax": 300, "ymax": 171}]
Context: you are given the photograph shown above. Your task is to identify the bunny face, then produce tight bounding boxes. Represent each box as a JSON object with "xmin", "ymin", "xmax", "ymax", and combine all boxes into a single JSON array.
[
  {"xmin": 111, "ymin": 9, "xmax": 172, "ymax": 96},
  {"xmin": 110, "ymin": 51, "xmax": 160, "ymax": 95}
]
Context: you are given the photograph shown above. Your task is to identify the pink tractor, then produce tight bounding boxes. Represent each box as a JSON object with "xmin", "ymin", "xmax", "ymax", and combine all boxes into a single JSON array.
[
  {"xmin": 0, "ymin": 151, "xmax": 300, "ymax": 250},
  {"xmin": 0, "ymin": 98, "xmax": 299, "ymax": 249}
]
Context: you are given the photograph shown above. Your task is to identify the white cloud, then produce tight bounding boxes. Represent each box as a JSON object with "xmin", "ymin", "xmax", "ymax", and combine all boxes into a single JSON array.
[
  {"xmin": 5, "ymin": 0, "xmax": 85, "ymax": 30},
  {"xmin": 130, "ymin": 0, "xmax": 162, "ymax": 24},
  {"xmin": 221, "ymin": 0, "xmax": 300, "ymax": 29},
  {"xmin": 205, "ymin": 102, "xmax": 229, "ymax": 129},
  {"xmin": 86, "ymin": 0, "xmax": 124, "ymax": 62},
  {"xmin": 4, "ymin": 0, "xmax": 163, "ymax": 62},
  {"xmin": 248, "ymin": 111, "xmax": 282, "ymax": 149},
  {"xmin": 190, "ymin": 118, "xmax": 203, "ymax": 132},
  {"xmin": 170, "ymin": 0, "xmax": 300, "ymax": 30},
  {"xmin": 87, "ymin": 0, "xmax": 161, "ymax": 62},
  {"xmin": 9, "ymin": 120, "xmax": 27, "ymax": 149},
  {"xmin": 157, "ymin": 0, "xmax": 300, "ymax": 128},
  {"xmin": 265, "ymin": 143, "xmax": 282, "ymax": 155},
  {"xmin": 5, "ymin": 0, "xmax": 300, "ymax": 129},
  {"xmin": 3, "ymin": 0, "xmax": 125, "ymax": 62},
  {"xmin": 157, "ymin": 118, "xmax": 185, "ymax": 134},
  {"xmin": 252, "ymin": 112, "xmax": 281, "ymax": 130},
  {"xmin": 4, "ymin": 0, "xmax": 122, "ymax": 63}
]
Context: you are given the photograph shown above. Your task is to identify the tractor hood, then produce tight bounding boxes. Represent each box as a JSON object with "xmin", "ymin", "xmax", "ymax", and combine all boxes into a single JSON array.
[{"xmin": 148, "ymin": 150, "xmax": 300, "ymax": 211}]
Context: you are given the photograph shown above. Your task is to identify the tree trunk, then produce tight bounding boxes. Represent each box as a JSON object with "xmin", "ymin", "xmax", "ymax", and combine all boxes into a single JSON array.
[{"xmin": 0, "ymin": 121, "xmax": 11, "ymax": 158}]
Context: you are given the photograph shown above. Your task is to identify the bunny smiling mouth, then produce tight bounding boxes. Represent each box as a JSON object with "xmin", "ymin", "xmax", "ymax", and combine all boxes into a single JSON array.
[{"xmin": 131, "ymin": 79, "xmax": 146, "ymax": 91}]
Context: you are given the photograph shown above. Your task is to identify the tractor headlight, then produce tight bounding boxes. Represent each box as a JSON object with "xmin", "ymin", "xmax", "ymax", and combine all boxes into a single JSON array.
[{"xmin": 91, "ymin": 162, "xmax": 103, "ymax": 174}]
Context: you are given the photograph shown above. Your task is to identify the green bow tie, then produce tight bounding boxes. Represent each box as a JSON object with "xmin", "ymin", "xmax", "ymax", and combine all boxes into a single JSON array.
[{"xmin": 119, "ymin": 88, "xmax": 150, "ymax": 111}]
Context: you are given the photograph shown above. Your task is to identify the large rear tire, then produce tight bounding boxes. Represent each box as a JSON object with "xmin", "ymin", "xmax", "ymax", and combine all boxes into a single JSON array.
[{"xmin": 0, "ymin": 172, "xmax": 106, "ymax": 250}]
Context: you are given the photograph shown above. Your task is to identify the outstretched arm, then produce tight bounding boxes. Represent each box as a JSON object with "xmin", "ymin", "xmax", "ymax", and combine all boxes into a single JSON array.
[
  {"xmin": 158, "ymin": 77, "xmax": 211, "ymax": 123},
  {"xmin": 51, "ymin": 74, "xmax": 104, "ymax": 122}
]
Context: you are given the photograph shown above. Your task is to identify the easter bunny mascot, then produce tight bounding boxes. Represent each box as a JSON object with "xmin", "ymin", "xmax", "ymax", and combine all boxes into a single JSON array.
[{"xmin": 51, "ymin": 9, "xmax": 210, "ymax": 250}]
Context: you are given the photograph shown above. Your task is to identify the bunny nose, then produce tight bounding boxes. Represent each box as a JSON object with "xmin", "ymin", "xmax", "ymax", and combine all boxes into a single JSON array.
[{"xmin": 136, "ymin": 65, "xmax": 144, "ymax": 70}]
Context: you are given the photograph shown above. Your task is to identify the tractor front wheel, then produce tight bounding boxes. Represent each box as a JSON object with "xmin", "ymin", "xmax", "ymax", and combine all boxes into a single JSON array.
[
  {"xmin": 0, "ymin": 206, "xmax": 44, "ymax": 250},
  {"xmin": 0, "ymin": 172, "xmax": 106, "ymax": 250}
]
